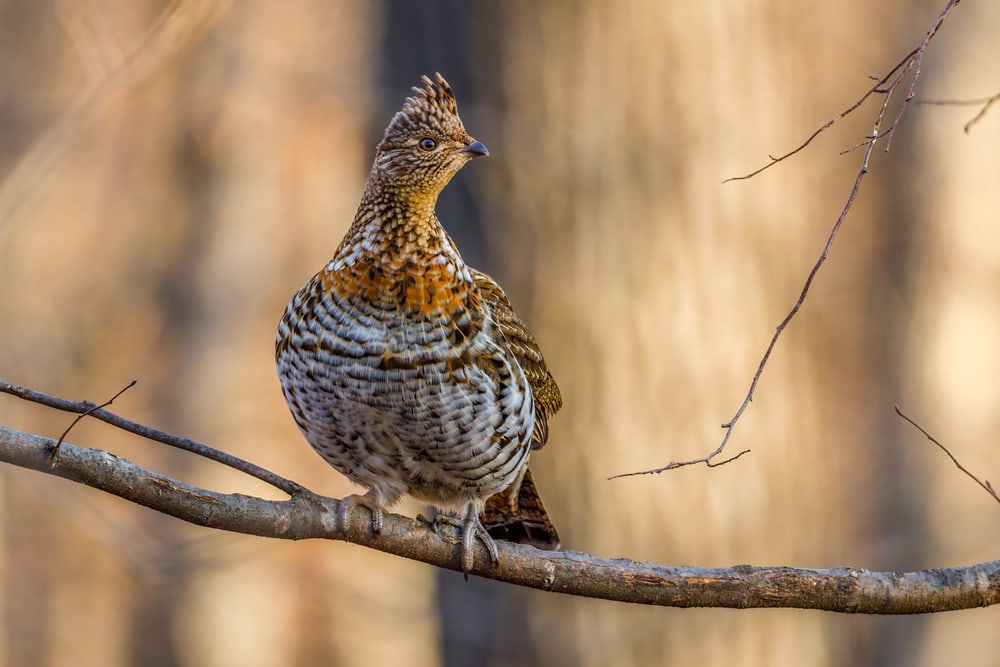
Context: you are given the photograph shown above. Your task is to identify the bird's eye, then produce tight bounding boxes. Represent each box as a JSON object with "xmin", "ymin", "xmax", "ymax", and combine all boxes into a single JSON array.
[{"xmin": 418, "ymin": 137, "xmax": 437, "ymax": 151}]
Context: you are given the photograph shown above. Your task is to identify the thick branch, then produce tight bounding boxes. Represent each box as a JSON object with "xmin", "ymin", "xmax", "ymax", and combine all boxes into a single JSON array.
[{"xmin": 2, "ymin": 423, "xmax": 998, "ymax": 613}]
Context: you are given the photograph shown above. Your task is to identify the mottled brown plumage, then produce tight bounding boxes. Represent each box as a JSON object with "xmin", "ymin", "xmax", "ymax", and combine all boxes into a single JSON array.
[
  {"xmin": 275, "ymin": 73, "xmax": 561, "ymax": 575},
  {"xmin": 475, "ymin": 270, "xmax": 562, "ymax": 549}
]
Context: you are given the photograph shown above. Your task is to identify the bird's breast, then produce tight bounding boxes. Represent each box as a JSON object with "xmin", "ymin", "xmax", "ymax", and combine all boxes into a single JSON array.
[{"xmin": 323, "ymin": 250, "xmax": 481, "ymax": 320}]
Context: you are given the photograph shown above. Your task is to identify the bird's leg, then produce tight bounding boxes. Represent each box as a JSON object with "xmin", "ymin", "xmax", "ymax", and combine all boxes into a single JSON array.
[
  {"xmin": 431, "ymin": 504, "xmax": 500, "ymax": 579},
  {"xmin": 337, "ymin": 490, "xmax": 385, "ymax": 536},
  {"xmin": 461, "ymin": 504, "xmax": 499, "ymax": 578}
]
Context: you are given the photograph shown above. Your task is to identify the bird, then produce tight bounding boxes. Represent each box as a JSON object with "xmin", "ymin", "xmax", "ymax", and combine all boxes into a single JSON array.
[{"xmin": 275, "ymin": 73, "xmax": 562, "ymax": 576}]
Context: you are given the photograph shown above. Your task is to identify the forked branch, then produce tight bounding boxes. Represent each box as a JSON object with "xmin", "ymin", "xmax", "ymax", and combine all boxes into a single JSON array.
[
  {"xmin": 0, "ymin": 381, "xmax": 305, "ymax": 496},
  {"xmin": 615, "ymin": 0, "xmax": 962, "ymax": 479}
]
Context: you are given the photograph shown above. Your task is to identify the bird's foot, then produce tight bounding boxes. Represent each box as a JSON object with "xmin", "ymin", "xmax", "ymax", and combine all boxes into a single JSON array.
[
  {"xmin": 432, "ymin": 507, "xmax": 500, "ymax": 580},
  {"xmin": 337, "ymin": 491, "xmax": 384, "ymax": 537}
]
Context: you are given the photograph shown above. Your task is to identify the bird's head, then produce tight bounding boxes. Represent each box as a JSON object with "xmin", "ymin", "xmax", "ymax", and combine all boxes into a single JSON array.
[{"xmin": 370, "ymin": 73, "xmax": 488, "ymax": 199}]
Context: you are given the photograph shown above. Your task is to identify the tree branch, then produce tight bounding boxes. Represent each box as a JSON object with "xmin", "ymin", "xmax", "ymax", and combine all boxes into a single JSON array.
[
  {"xmin": 2, "ymin": 419, "xmax": 998, "ymax": 612},
  {"xmin": 615, "ymin": 0, "xmax": 963, "ymax": 478},
  {"xmin": 895, "ymin": 405, "xmax": 1000, "ymax": 505},
  {"xmin": 0, "ymin": 381, "xmax": 305, "ymax": 496}
]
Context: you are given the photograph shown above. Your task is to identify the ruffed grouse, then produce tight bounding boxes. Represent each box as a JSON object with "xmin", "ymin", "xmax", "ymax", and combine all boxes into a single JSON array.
[{"xmin": 275, "ymin": 73, "xmax": 561, "ymax": 575}]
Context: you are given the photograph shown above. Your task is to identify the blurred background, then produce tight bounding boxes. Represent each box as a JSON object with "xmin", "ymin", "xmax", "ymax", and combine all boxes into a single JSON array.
[{"xmin": 1, "ymin": 0, "xmax": 998, "ymax": 665}]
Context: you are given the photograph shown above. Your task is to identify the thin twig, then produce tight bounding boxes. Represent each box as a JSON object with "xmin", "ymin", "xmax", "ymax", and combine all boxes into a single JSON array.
[
  {"xmin": 50, "ymin": 379, "xmax": 136, "ymax": 465},
  {"xmin": 607, "ymin": 447, "xmax": 749, "ymax": 481},
  {"xmin": 895, "ymin": 405, "xmax": 1000, "ymax": 506},
  {"xmin": 919, "ymin": 93, "xmax": 1000, "ymax": 134},
  {"xmin": 0, "ymin": 381, "xmax": 306, "ymax": 496},
  {"xmin": 721, "ymin": 49, "xmax": 917, "ymax": 183},
  {"xmin": 615, "ymin": 0, "xmax": 963, "ymax": 479},
  {"xmin": 882, "ymin": 2, "xmax": 957, "ymax": 152}
]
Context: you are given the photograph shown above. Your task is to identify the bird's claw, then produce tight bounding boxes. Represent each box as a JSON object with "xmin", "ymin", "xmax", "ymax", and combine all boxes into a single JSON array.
[
  {"xmin": 431, "ymin": 510, "xmax": 499, "ymax": 580},
  {"xmin": 337, "ymin": 492, "xmax": 384, "ymax": 536}
]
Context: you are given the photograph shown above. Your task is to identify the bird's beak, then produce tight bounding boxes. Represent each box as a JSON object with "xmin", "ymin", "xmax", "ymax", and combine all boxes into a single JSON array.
[{"xmin": 462, "ymin": 140, "xmax": 489, "ymax": 158}]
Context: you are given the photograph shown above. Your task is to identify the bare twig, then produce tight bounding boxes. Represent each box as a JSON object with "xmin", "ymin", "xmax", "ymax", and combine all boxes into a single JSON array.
[
  {"xmin": 615, "ymin": 0, "xmax": 962, "ymax": 479},
  {"xmin": 895, "ymin": 405, "xmax": 1000, "ymax": 506},
  {"xmin": 720, "ymin": 49, "xmax": 918, "ymax": 184},
  {"xmin": 919, "ymin": 93, "xmax": 1000, "ymax": 134},
  {"xmin": 608, "ymin": 448, "xmax": 750, "ymax": 480},
  {"xmin": 1, "ymin": 421, "xmax": 999, "ymax": 611},
  {"xmin": 50, "ymin": 379, "xmax": 136, "ymax": 465},
  {"xmin": 0, "ymin": 381, "xmax": 306, "ymax": 496},
  {"xmin": 882, "ymin": 2, "xmax": 958, "ymax": 152}
]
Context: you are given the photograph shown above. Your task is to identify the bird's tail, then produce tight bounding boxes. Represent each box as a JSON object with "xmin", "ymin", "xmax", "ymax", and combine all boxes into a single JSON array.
[{"xmin": 482, "ymin": 466, "xmax": 560, "ymax": 550}]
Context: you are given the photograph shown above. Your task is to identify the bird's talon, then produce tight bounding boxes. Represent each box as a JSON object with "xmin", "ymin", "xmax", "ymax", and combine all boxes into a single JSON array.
[
  {"xmin": 458, "ymin": 508, "xmax": 500, "ymax": 578},
  {"xmin": 338, "ymin": 493, "xmax": 384, "ymax": 536}
]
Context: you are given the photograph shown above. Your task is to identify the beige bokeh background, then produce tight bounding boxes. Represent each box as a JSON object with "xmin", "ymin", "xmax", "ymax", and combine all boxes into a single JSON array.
[{"xmin": 1, "ymin": 1, "xmax": 997, "ymax": 665}]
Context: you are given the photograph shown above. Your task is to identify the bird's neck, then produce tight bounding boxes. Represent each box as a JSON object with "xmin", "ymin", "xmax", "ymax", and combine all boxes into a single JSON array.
[
  {"xmin": 332, "ymin": 180, "xmax": 463, "ymax": 272},
  {"xmin": 363, "ymin": 177, "xmax": 440, "ymax": 228},
  {"xmin": 322, "ymin": 181, "xmax": 476, "ymax": 316}
]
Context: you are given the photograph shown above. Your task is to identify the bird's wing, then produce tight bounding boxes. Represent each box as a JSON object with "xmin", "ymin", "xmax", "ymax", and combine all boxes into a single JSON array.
[
  {"xmin": 473, "ymin": 268, "xmax": 563, "ymax": 550},
  {"xmin": 471, "ymin": 269, "xmax": 562, "ymax": 448}
]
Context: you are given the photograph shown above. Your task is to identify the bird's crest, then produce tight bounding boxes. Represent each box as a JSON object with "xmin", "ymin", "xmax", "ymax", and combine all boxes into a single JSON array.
[
  {"xmin": 409, "ymin": 73, "xmax": 458, "ymax": 117},
  {"xmin": 379, "ymin": 73, "xmax": 469, "ymax": 149}
]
